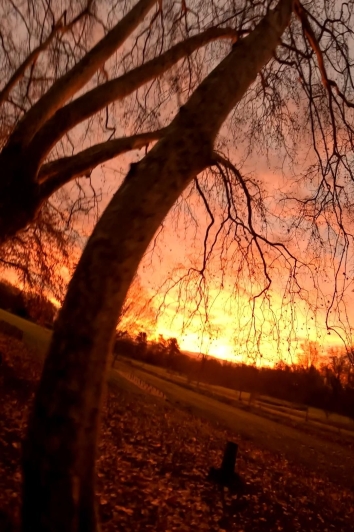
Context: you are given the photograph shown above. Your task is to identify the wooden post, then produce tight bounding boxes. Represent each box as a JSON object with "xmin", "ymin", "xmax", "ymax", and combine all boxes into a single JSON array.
[
  {"xmin": 208, "ymin": 441, "xmax": 240, "ymax": 486},
  {"xmin": 221, "ymin": 442, "xmax": 238, "ymax": 480}
]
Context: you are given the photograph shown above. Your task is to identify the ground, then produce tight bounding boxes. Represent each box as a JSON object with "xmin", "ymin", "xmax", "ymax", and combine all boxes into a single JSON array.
[
  {"xmin": 113, "ymin": 359, "xmax": 354, "ymax": 491},
  {"xmin": 1, "ymin": 330, "xmax": 354, "ymax": 531}
]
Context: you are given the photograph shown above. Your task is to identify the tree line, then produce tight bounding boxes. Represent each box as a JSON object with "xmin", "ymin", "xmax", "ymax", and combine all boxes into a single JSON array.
[
  {"xmin": 0, "ymin": 280, "xmax": 56, "ymax": 327},
  {"xmin": 115, "ymin": 332, "xmax": 354, "ymax": 420}
]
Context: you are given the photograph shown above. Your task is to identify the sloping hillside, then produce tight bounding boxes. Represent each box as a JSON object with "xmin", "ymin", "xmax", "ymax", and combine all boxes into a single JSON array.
[{"xmin": 1, "ymin": 330, "xmax": 354, "ymax": 531}]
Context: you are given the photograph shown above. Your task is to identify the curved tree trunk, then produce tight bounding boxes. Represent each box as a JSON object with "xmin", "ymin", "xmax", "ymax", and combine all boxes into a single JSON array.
[{"xmin": 21, "ymin": 2, "xmax": 293, "ymax": 531}]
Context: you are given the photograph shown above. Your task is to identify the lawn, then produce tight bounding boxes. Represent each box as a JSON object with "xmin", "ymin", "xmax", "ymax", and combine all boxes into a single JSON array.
[
  {"xmin": 0, "ymin": 308, "xmax": 51, "ymax": 355},
  {"xmin": 2, "ymin": 336, "xmax": 354, "ymax": 532},
  {"xmin": 114, "ymin": 357, "xmax": 354, "ymax": 491},
  {"xmin": 125, "ymin": 358, "xmax": 354, "ymax": 435},
  {"xmin": 0, "ymin": 310, "xmax": 159, "ymax": 400}
]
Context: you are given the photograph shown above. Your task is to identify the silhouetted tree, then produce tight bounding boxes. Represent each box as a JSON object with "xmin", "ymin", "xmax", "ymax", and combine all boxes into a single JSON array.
[{"xmin": 13, "ymin": 2, "xmax": 354, "ymax": 530}]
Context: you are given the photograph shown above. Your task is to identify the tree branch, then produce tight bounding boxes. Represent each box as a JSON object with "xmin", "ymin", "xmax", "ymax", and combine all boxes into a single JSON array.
[
  {"xmin": 294, "ymin": 0, "xmax": 354, "ymax": 108},
  {"xmin": 9, "ymin": 0, "xmax": 157, "ymax": 147},
  {"xmin": 28, "ymin": 26, "xmax": 239, "ymax": 169},
  {"xmin": 38, "ymin": 128, "xmax": 167, "ymax": 200},
  {"xmin": 0, "ymin": 1, "xmax": 94, "ymax": 108},
  {"xmin": 294, "ymin": 0, "xmax": 331, "ymax": 90},
  {"xmin": 213, "ymin": 152, "xmax": 300, "ymax": 265}
]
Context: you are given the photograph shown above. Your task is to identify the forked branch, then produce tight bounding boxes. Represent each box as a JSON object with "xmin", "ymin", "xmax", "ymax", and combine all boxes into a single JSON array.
[
  {"xmin": 294, "ymin": 0, "xmax": 354, "ymax": 108},
  {"xmin": 38, "ymin": 128, "xmax": 167, "ymax": 200},
  {"xmin": 28, "ymin": 25, "xmax": 239, "ymax": 168}
]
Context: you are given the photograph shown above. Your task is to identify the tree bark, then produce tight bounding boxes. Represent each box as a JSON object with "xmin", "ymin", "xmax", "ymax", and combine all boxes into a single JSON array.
[
  {"xmin": 0, "ymin": 157, "xmax": 41, "ymax": 246},
  {"xmin": 38, "ymin": 129, "xmax": 167, "ymax": 184},
  {"xmin": 22, "ymin": 1, "xmax": 293, "ymax": 531}
]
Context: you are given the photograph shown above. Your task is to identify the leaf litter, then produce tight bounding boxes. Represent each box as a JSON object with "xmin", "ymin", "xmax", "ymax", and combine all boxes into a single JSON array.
[{"xmin": 0, "ymin": 332, "xmax": 353, "ymax": 531}]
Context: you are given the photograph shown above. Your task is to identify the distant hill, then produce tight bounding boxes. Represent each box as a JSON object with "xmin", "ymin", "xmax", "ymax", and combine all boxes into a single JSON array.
[{"xmin": 182, "ymin": 350, "xmax": 212, "ymax": 360}]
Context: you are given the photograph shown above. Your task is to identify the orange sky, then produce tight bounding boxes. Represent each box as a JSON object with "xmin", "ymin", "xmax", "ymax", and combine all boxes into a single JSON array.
[
  {"xmin": 29, "ymin": 135, "xmax": 354, "ymax": 364},
  {"xmin": 2, "ymin": 115, "xmax": 353, "ymax": 367},
  {"xmin": 1, "ymin": 1, "xmax": 354, "ymax": 371},
  {"xmin": 130, "ymin": 146, "xmax": 354, "ymax": 365}
]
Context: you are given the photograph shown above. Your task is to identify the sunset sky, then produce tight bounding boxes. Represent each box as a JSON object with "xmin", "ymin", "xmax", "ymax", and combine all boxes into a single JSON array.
[
  {"xmin": 1, "ymin": 0, "xmax": 353, "ymax": 368},
  {"xmin": 84, "ymin": 139, "xmax": 354, "ymax": 366},
  {"xmin": 1, "ymin": 129, "xmax": 351, "ymax": 367}
]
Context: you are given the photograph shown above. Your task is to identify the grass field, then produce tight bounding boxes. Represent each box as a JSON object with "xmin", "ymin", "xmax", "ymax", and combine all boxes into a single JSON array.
[
  {"xmin": 113, "ymin": 357, "xmax": 354, "ymax": 490},
  {"xmin": 1, "ymin": 306, "xmax": 353, "ymax": 434},
  {"xmin": 0, "ymin": 308, "xmax": 52, "ymax": 355},
  {"xmin": 123, "ymin": 358, "xmax": 354, "ymax": 435}
]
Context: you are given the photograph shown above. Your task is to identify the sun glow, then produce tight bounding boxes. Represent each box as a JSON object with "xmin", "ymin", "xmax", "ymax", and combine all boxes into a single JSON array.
[
  {"xmin": 139, "ymin": 261, "xmax": 351, "ymax": 367},
  {"xmin": 155, "ymin": 326, "xmax": 239, "ymax": 362}
]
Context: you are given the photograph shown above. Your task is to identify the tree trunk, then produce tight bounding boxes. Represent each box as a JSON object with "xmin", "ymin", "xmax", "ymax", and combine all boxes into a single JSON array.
[
  {"xmin": 21, "ymin": 2, "xmax": 293, "ymax": 530},
  {"xmin": 0, "ymin": 152, "xmax": 41, "ymax": 245}
]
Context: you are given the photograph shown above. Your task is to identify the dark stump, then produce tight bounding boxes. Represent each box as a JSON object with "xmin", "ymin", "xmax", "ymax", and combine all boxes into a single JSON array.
[{"xmin": 207, "ymin": 441, "xmax": 244, "ymax": 490}]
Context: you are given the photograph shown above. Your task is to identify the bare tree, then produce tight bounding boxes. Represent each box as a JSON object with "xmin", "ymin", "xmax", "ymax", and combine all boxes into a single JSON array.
[
  {"xmin": 298, "ymin": 340, "xmax": 321, "ymax": 369},
  {"xmin": 0, "ymin": 0, "xmax": 242, "ymax": 246},
  {"xmin": 0, "ymin": 200, "xmax": 77, "ymax": 301},
  {"xmin": 0, "ymin": 0, "xmax": 350, "ymax": 530},
  {"xmin": 0, "ymin": 0, "xmax": 247, "ymax": 299}
]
